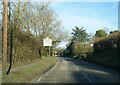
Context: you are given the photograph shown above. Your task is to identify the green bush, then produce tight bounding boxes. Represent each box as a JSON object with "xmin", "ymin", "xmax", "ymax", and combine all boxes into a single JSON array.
[{"xmin": 87, "ymin": 32, "xmax": 120, "ymax": 70}]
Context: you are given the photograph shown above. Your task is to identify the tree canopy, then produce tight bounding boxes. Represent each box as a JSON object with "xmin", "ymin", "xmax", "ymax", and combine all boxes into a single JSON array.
[
  {"xmin": 95, "ymin": 29, "xmax": 107, "ymax": 38},
  {"xmin": 110, "ymin": 30, "xmax": 119, "ymax": 34},
  {"xmin": 63, "ymin": 26, "xmax": 92, "ymax": 57},
  {"xmin": 71, "ymin": 26, "xmax": 90, "ymax": 43}
]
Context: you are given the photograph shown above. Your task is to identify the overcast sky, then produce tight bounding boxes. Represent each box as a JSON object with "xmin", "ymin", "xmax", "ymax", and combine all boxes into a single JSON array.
[{"xmin": 49, "ymin": 2, "xmax": 118, "ymax": 48}]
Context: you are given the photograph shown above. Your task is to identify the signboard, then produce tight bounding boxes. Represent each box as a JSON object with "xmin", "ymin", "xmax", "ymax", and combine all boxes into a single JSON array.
[{"xmin": 43, "ymin": 37, "xmax": 52, "ymax": 46}]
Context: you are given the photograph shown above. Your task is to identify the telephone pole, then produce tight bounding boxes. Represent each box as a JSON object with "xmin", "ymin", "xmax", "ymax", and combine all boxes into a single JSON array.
[{"xmin": 3, "ymin": 0, "xmax": 8, "ymax": 76}]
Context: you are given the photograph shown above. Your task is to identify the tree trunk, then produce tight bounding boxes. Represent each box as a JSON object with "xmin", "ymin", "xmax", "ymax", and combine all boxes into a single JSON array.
[{"xmin": 7, "ymin": 2, "xmax": 13, "ymax": 74}]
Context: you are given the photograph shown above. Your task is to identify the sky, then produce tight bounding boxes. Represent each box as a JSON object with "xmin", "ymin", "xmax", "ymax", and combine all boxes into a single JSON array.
[
  {"xmin": 5, "ymin": 0, "xmax": 119, "ymax": 2},
  {"xmin": 49, "ymin": 2, "xmax": 118, "ymax": 48}
]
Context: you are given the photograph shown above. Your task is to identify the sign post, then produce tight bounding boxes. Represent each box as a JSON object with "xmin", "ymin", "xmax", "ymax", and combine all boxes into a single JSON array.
[
  {"xmin": 43, "ymin": 37, "xmax": 52, "ymax": 57},
  {"xmin": 49, "ymin": 46, "xmax": 50, "ymax": 57}
]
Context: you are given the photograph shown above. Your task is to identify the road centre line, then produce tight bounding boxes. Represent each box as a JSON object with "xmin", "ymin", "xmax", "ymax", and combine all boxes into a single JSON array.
[
  {"xmin": 83, "ymin": 72, "xmax": 93, "ymax": 84},
  {"xmin": 73, "ymin": 63, "xmax": 93, "ymax": 84}
]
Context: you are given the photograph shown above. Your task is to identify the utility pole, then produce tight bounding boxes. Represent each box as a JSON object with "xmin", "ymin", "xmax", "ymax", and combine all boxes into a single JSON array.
[{"xmin": 3, "ymin": 0, "xmax": 8, "ymax": 76}]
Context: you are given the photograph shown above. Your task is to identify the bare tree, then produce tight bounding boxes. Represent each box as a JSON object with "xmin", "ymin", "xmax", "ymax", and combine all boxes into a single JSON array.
[{"xmin": 5, "ymin": 1, "xmax": 69, "ymax": 63}]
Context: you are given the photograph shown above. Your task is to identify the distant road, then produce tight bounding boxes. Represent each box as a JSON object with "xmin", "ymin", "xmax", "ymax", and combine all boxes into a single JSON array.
[{"xmin": 31, "ymin": 57, "xmax": 119, "ymax": 83}]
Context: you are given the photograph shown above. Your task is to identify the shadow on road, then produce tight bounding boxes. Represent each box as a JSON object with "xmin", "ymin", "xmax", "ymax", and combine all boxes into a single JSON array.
[{"xmin": 62, "ymin": 57, "xmax": 119, "ymax": 83}]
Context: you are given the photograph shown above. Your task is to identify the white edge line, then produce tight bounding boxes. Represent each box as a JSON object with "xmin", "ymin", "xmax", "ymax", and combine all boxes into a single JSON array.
[
  {"xmin": 37, "ymin": 77, "xmax": 43, "ymax": 81},
  {"xmin": 83, "ymin": 73, "xmax": 93, "ymax": 84},
  {"xmin": 37, "ymin": 59, "xmax": 59, "ymax": 82}
]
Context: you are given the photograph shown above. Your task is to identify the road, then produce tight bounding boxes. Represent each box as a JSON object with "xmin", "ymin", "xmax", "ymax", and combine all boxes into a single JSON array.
[{"xmin": 31, "ymin": 57, "xmax": 119, "ymax": 83}]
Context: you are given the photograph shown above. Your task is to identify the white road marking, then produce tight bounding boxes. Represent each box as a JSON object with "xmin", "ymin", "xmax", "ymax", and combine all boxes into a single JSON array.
[
  {"xmin": 37, "ymin": 77, "xmax": 43, "ymax": 81},
  {"xmin": 83, "ymin": 73, "xmax": 93, "ymax": 84}
]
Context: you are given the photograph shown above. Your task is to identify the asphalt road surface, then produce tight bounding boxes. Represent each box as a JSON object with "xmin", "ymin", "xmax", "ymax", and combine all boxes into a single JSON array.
[{"xmin": 31, "ymin": 57, "xmax": 119, "ymax": 83}]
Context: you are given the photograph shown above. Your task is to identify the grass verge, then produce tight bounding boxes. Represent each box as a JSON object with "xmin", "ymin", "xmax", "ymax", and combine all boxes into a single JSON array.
[{"xmin": 3, "ymin": 57, "xmax": 58, "ymax": 83}]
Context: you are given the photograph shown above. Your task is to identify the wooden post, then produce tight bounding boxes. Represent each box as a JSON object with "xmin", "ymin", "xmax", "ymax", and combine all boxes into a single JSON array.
[
  {"xmin": 49, "ymin": 46, "xmax": 50, "ymax": 57},
  {"xmin": 2, "ymin": 0, "xmax": 8, "ymax": 76}
]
